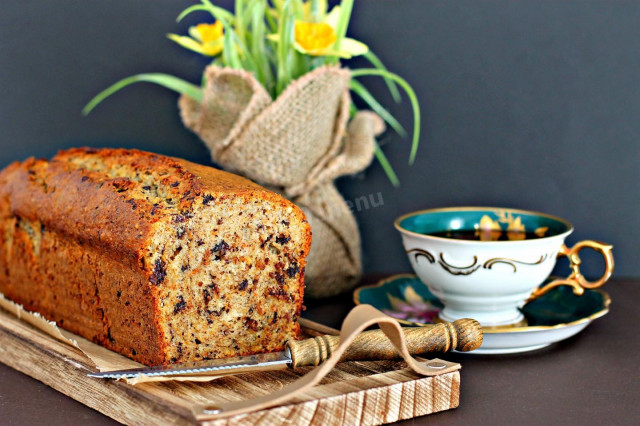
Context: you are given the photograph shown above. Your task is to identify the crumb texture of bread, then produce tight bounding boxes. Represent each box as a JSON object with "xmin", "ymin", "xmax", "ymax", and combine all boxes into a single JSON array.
[{"xmin": 0, "ymin": 148, "xmax": 311, "ymax": 366}]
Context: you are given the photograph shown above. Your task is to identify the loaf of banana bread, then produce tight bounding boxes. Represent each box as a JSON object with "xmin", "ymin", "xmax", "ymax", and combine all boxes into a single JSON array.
[{"xmin": 0, "ymin": 148, "xmax": 311, "ymax": 366}]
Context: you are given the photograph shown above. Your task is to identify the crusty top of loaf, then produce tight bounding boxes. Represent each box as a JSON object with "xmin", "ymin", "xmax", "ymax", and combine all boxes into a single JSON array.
[{"xmin": 0, "ymin": 148, "xmax": 310, "ymax": 266}]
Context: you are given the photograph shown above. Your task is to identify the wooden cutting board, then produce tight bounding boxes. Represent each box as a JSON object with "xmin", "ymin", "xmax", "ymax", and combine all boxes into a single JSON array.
[{"xmin": 0, "ymin": 307, "xmax": 460, "ymax": 425}]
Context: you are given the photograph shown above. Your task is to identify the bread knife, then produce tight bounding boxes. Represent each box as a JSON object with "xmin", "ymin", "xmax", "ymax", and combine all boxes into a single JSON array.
[{"xmin": 88, "ymin": 318, "xmax": 482, "ymax": 379}]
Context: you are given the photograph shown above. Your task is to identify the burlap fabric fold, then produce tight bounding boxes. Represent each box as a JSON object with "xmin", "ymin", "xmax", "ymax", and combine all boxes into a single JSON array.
[{"xmin": 179, "ymin": 65, "xmax": 384, "ymax": 297}]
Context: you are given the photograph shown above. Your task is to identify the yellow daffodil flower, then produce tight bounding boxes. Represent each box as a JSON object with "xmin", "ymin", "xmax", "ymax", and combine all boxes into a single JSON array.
[
  {"xmin": 269, "ymin": 6, "xmax": 368, "ymax": 59},
  {"xmin": 294, "ymin": 21, "xmax": 337, "ymax": 54},
  {"xmin": 168, "ymin": 21, "xmax": 224, "ymax": 57},
  {"xmin": 295, "ymin": 5, "xmax": 368, "ymax": 58}
]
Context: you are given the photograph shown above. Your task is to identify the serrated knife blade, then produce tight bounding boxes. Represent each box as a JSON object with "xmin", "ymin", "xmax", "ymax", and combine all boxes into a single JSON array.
[
  {"xmin": 88, "ymin": 350, "xmax": 293, "ymax": 379},
  {"xmin": 87, "ymin": 318, "xmax": 483, "ymax": 380}
]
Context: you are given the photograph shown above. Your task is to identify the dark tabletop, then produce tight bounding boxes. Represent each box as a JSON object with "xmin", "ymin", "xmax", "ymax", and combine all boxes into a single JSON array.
[{"xmin": 1, "ymin": 277, "xmax": 639, "ymax": 425}]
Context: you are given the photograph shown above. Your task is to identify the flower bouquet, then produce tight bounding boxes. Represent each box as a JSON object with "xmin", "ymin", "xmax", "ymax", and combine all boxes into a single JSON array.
[{"xmin": 84, "ymin": 0, "xmax": 420, "ymax": 297}]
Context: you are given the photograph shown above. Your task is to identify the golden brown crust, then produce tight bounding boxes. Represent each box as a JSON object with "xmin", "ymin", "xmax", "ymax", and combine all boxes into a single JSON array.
[
  {"xmin": 0, "ymin": 148, "xmax": 311, "ymax": 366},
  {"xmin": 170, "ymin": 155, "xmax": 312, "ymax": 264}
]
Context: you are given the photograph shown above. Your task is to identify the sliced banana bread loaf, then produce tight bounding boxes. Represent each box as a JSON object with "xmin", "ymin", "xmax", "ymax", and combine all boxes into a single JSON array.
[{"xmin": 0, "ymin": 148, "xmax": 311, "ymax": 366}]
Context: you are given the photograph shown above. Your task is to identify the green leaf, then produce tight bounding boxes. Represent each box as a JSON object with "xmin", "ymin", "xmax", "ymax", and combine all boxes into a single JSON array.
[
  {"xmin": 351, "ymin": 68, "xmax": 421, "ymax": 165},
  {"xmin": 216, "ymin": 15, "xmax": 241, "ymax": 69},
  {"xmin": 309, "ymin": 0, "xmax": 328, "ymax": 21},
  {"xmin": 199, "ymin": 0, "xmax": 235, "ymax": 21},
  {"xmin": 177, "ymin": 5, "xmax": 211, "ymax": 23},
  {"xmin": 249, "ymin": 0, "xmax": 273, "ymax": 89},
  {"xmin": 349, "ymin": 102, "xmax": 357, "ymax": 118},
  {"xmin": 374, "ymin": 142, "xmax": 400, "ymax": 187},
  {"xmin": 265, "ymin": 6, "xmax": 278, "ymax": 33},
  {"xmin": 350, "ymin": 79, "xmax": 406, "ymax": 137},
  {"xmin": 243, "ymin": 0, "xmax": 263, "ymax": 33},
  {"xmin": 292, "ymin": 49, "xmax": 312, "ymax": 81},
  {"xmin": 82, "ymin": 74, "xmax": 202, "ymax": 116},
  {"xmin": 334, "ymin": 0, "xmax": 354, "ymax": 48},
  {"xmin": 276, "ymin": 0, "xmax": 295, "ymax": 95},
  {"xmin": 292, "ymin": 0, "xmax": 305, "ymax": 19},
  {"xmin": 235, "ymin": 0, "xmax": 246, "ymax": 47},
  {"xmin": 364, "ymin": 50, "xmax": 401, "ymax": 103},
  {"xmin": 310, "ymin": 55, "xmax": 329, "ymax": 69},
  {"xmin": 225, "ymin": 25, "xmax": 259, "ymax": 72}
]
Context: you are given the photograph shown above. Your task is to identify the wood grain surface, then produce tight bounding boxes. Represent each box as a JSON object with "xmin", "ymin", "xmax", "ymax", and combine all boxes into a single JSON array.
[{"xmin": 0, "ymin": 309, "xmax": 460, "ymax": 425}]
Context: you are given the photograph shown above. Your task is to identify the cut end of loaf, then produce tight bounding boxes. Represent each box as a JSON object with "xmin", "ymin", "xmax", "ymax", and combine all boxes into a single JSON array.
[{"xmin": 149, "ymin": 194, "xmax": 309, "ymax": 363}]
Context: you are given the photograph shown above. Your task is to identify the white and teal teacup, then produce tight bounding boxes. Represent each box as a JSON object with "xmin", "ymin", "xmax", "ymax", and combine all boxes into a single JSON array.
[{"xmin": 394, "ymin": 207, "xmax": 614, "ymax": 327}]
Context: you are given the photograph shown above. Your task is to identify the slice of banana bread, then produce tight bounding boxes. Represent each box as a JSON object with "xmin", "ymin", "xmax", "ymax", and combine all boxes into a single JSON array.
[{"xmin": 0, "ymin": 148, "xmax": 311, "ymax": 366}]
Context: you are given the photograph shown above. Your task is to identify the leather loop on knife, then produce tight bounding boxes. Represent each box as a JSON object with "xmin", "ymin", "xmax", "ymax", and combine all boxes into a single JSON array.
[{"xmin": 192, "ymin": 304, "xmax": 461, "ymax": 421}]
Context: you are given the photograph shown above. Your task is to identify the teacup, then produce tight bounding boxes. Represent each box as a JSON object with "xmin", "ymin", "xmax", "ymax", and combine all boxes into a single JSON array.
[{"xmin": 394, "ymin": 207, "xmax": 614, "ymax": 327}]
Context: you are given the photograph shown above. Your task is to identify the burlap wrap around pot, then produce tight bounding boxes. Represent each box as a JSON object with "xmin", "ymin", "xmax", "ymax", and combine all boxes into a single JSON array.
[{"xmin": 179, "ymin": 65, "xmax": 384, "ymax": 297}]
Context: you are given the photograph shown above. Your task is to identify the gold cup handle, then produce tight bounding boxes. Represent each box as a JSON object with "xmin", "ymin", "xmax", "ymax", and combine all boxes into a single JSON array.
[{"xmin": 528, "ymin": 240, "xmax": 614, "ymax": 302}]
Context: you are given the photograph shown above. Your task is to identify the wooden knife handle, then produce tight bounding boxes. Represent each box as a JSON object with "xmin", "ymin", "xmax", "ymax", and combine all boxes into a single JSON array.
[{"xmin": 287, "ymin": 318, "xmax": 483, "ymax": 368}]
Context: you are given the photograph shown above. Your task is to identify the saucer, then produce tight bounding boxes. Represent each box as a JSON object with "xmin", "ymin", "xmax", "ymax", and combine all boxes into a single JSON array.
[{"xmin": 353, "ymin": 274, "xmax": 610, "ymax": 354}]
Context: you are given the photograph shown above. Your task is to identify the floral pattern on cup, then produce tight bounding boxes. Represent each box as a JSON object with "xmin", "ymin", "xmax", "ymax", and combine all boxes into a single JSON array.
[{"xmin": 383, "ymin": 286, "xmax": 441, "ymax": 324}]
